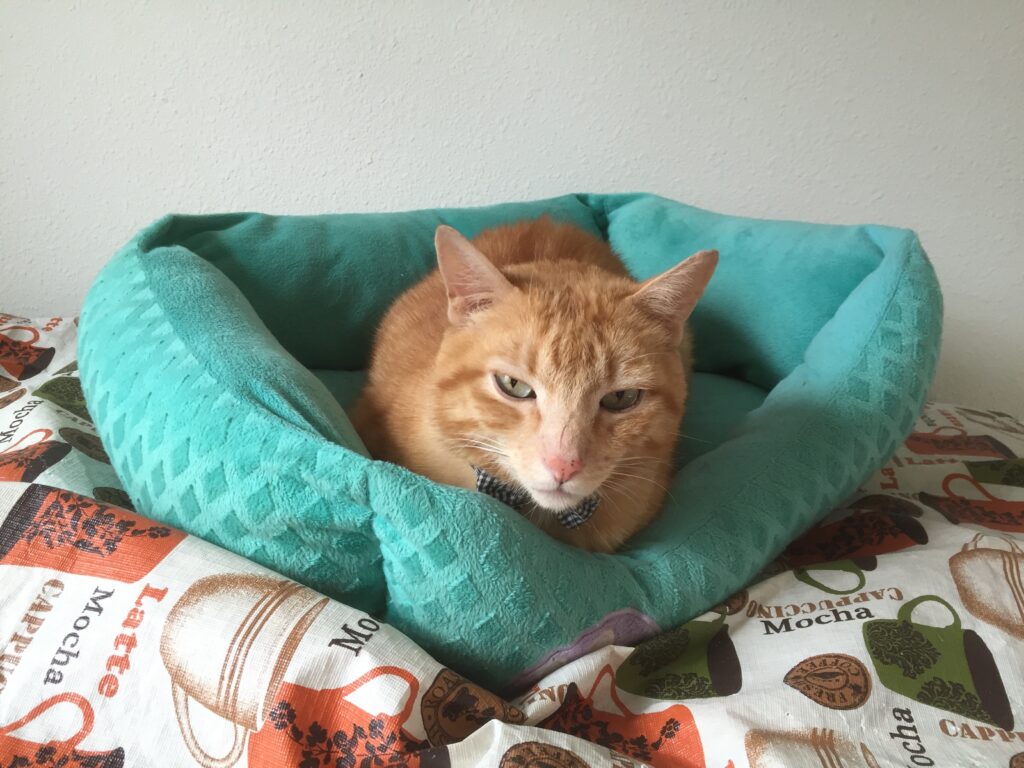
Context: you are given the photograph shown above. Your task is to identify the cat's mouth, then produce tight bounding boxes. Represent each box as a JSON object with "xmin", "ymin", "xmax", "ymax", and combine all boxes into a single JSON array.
[{"xmin": 529, "ymin": 485, "xmax": 588, "ymax": 512}]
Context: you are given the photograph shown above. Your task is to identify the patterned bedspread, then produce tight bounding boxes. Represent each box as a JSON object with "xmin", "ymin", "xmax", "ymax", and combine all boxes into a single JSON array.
[{"xmin": 2, "ymin": 313, "xmax": 1023, "ymax": 767}]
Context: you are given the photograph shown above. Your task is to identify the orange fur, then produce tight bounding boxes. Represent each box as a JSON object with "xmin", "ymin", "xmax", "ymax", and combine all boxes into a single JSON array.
[{"xmin": 350, "ymin": 217, "xmax": 716, "ymax": 552}]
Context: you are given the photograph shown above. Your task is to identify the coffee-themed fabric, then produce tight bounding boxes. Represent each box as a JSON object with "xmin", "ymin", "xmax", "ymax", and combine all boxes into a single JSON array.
[{"xmin": 3, "ymin": 313, "xmax": 1024, "ymax": 767}]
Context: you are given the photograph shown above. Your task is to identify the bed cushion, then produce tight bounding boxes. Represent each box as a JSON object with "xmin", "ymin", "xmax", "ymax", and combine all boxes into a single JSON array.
[{"xmin": 77, "ymin": 193, "xmax": 942, "ymax": 687}]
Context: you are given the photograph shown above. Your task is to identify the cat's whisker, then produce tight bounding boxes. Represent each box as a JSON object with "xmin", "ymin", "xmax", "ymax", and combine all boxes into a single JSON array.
[
  {"xmin": 602, "ymin": 478, "xmax": 641, "ymax": 504},
  {"xmin": 463, "ymin": 436, "xmax": 507, "ymax": 451},
  {"xmin": 452, "ymin": 435, "xmax": 511, "ymax": 459},
  {"xmin": 674, "ymin": 431, "xmax": 713, "ymax": 444},
  {"xmin": 615, "ymin": 455, "xmax": 673, "ymax": 468},
  {"xmin": 601, "ymin": 477, "xmax": 649, "ymax": 514},
  {"xmin": 592, "ymin": 493, "xmax": 635, "ymax": 553},
  {"xmin": 592, "ymin": 524, "xmax": 618, "ymax": 554},
  {"xmin": 606, "ymin": 469, "xmax": 679, "ymax": 506},
  {"xmin": 457, "ymin": 442, "xmax": 509, "ymax": 457},
  {"xmin": 454, "ymin": 434, "xmax": 506, "ymax": 449},
  {"xmin": 607, "ymin": 468, "xmax": 659, "ymax": 484},
  {"xmin": 600, "ymin": 480, "xmax": 635, "ymax": 503}
]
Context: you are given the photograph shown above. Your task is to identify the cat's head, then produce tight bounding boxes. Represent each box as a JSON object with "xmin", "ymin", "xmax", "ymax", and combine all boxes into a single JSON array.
[{"xmin": 431, "ymin": 224, "xmax": 717, "ymax": 515}]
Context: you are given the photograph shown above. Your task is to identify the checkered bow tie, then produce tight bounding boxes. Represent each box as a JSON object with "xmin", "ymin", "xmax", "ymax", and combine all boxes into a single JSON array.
[{"xmin": 474, "ymin": 467, "xmax": 599, "ymax": 529}]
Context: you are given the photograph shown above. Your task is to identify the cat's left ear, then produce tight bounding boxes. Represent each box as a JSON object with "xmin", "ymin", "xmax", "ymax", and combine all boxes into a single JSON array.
[
  {"xmin": 435, "ymin": 225, "xmax": 515, "ymax": 326},
  {"xmin": 630, "ymin": 250, "xmax": 719, "ymax": 343}
]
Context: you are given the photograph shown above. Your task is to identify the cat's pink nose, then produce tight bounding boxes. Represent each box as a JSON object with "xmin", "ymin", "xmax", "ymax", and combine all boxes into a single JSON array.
[{"xmin": 543, "ymin": 454, "xmax": 582, "ymax": 484}]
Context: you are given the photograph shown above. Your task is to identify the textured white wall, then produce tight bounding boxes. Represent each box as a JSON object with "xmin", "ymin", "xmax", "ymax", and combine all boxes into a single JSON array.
[{"xmin": 2, "ymin": 2, "xmax": 1022, "ymax": 412}]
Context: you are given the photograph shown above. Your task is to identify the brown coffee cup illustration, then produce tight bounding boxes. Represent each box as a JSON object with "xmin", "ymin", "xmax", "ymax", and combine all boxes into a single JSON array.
[
  {"xmin": 951, "ymin": 533, "xmax": 1024, "ymax": 640},
  {"xmin": 421, "ymin": 667, "xmax": 526, "ymax": 746},
  {"xmin": 59, "ymin": 427, "xmax": 111, "ymax": 463},
  {"xmin": 906, "ymin": 425, "xmax": 1016, "ymax": 459},
  {"xmin": 783, "ymin": 500, "xmax": 927, "ymax": 567},
  {"xmin": 0, "ymin": 428, "xmax": 72, "ymax": 482},
  {"xmin": 919, "ymin": 473, "xmax": 1024, "ymax": 532},
  {"xmin": 0, "ymin": 325, "xmax": 55, "ymax": 381},
  {"xmin": 499, "ymin": 742, "xmax": 589, "ymax": 768},
  {"xmin": 0, "ymin": 484, "xmax": 184, "ymax": 582},
  {"xmin": 746, "ymin": 727, "xmax": 879, "ymax": 767},
  {"xmin": 160, "ymin": 574, "xmax": 328, "ymax": 768},
  {"xmin": 0, "ymin": 692, "xmax": 125, "ymax": 767}
]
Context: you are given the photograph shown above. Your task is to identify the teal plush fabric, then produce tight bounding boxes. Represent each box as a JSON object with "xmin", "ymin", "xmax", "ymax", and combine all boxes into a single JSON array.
[{"xmin": 78, "ymin": 194, "xmax": 942, "ymax": 689}]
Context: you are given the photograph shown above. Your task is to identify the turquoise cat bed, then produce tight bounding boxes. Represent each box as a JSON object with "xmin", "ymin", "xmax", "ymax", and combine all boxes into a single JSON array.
[{"xmin": 78, "ymin": 194, "xmax": 941, "ymax": 689}]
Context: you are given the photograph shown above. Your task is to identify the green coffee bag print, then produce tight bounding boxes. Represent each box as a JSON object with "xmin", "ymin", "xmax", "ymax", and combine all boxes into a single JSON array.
[{"xmin": 863, "ymin": 595, "xmax": 1013, "ymax": 729}]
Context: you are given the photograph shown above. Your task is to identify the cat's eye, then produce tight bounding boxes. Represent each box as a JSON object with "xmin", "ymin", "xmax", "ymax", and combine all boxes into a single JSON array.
[
  {"xmin": 600, "ymin": 388, "xmax": 642, "ymax": 412},
  {"xmin": 494, "ymin": 373, "xmax": 536, "ymax": 400}
]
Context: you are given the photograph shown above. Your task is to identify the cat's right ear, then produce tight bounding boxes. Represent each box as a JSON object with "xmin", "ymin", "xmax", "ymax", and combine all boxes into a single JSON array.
[{"xmin": 435, "ymin": 225, "xmax": 515, "ymax": 326}]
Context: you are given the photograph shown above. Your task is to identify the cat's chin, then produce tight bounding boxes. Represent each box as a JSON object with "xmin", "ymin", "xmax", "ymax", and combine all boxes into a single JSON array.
[{"xmin": 529, "ymin": 487, "xmax": 586, "ymax": 512}]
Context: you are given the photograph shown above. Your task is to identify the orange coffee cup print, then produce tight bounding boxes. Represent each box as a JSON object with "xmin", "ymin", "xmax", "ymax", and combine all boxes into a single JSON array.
[
  {"xmin": 541, "ymin": 663, "xmax": 705, "ymax": 767},
  {"xmin": 0, "ymin": 428, "xmax": 72, "ymax": 482},
  {"xmin": 249, "ymin": 666, "xmax": 425, "ymax": 766},
  {"xmin": 0, "ymin": 692, "xmax": 125, "ymax": 766},
  {"xmin": 783, "ymin": 497, "xmax": 928, "ymax": 567},
  {"xmin": 919, "ymin": 473, "xmax": 1024, "ymax": 532},
  {"xmin": 0, "ymin": 325, "xmax": 55, "ymax": 381},
  {"xmin": 0, "ymin": 485, "xmax": 183, "ymax": 582},
  {"xmin": 160, "ymin": 573, "xmax": 328, "ymax": 768}
]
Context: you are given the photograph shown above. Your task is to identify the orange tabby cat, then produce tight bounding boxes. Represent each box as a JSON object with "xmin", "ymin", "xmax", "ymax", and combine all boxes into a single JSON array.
[{"xmin": 351, "ymin": 217, "xmax": 717, "ymax": 552}]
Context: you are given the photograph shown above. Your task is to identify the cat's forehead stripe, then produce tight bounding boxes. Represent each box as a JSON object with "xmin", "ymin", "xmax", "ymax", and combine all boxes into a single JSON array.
[{"xmin": 434, "ymin": 366, "xmax": 483, "ymax": 392}]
